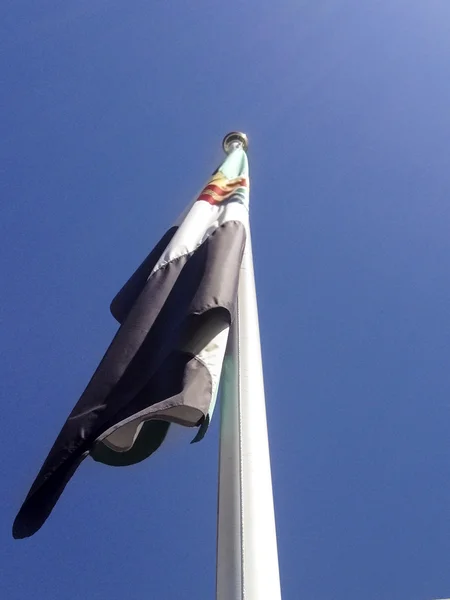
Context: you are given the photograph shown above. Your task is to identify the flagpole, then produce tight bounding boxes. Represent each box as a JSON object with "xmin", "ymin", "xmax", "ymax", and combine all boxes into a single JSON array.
[
  {"xmin": 216, "ymin": 323, "xmax": 242, "ymax": 599},
  {"xmin": 216, "ymin": 133, "xmax": 282, "ymax": 600}
]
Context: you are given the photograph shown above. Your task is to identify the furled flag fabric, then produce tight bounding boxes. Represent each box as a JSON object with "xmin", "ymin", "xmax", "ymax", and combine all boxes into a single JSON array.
[{"xmin": 13, "ymin": 145, "xmax": 249, "ymax": 539}]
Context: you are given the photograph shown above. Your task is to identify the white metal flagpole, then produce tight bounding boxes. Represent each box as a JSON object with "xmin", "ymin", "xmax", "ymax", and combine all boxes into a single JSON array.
[
  {"xmin": 216, "ymin": 322, "xmax": 242, "ymax": 599},
  {"xmin": 216, "ymin": 133, "xmax": 282, "ymax": 600}
]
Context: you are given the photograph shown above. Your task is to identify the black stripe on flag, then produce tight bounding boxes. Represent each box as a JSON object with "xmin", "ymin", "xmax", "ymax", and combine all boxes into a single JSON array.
[{"xmin": 13, "ymin": 219, "xmax": 246, "ymax": 539}]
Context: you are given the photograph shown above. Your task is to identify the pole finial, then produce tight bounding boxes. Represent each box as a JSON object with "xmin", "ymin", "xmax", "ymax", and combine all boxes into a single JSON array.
[{"xmin": 222, "ymin": 131, "xmax": 249, "ymax": 154}]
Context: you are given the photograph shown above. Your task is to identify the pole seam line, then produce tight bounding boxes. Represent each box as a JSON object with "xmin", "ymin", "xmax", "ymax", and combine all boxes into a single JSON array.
[{"xmin": 237, "ymin": 291, "xmax": 246, "ymax": 600}]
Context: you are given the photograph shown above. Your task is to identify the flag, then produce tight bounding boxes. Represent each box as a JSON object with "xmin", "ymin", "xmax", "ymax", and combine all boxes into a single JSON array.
[{"xmin": 13, "ymin": 143, "xmax": 249, "ymax": 539}]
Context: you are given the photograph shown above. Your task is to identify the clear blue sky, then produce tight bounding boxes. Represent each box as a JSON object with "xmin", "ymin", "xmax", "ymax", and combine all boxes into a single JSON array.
[{"xmin": 2, "ymin": 1, "xmax": 450, "ymax": 598}]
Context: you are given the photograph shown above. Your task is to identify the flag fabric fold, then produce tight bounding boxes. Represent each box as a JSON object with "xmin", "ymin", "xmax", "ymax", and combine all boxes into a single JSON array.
[{"xmin": 13, "ymin": 145, "xmax": 249, "ymax": 539}]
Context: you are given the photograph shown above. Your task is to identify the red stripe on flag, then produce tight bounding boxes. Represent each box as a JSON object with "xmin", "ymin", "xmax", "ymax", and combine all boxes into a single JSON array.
[
  {"xmin": 198, "ymin": 194, "xmax": 219, "ymax": 204},
  {"xmin": 202, "ymin": 184, "xmax": 229, "ymax": 196}
]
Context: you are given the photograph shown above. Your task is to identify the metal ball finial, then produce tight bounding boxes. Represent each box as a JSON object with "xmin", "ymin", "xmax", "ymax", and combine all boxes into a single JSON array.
[{"xmin": 222, "ymin": 131, "xmax": 249, "ymax": 154}]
